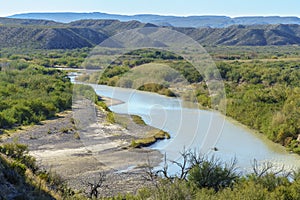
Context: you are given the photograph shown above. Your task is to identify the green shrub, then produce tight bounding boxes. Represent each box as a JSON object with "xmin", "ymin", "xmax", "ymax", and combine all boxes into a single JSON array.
[
  {"xmin": 106, "ymin": 112, "xmax": 115, "ymax": 124},
  {"xmin": 188, "ymin": 158, "xmax": 238, "ymax": 191}
]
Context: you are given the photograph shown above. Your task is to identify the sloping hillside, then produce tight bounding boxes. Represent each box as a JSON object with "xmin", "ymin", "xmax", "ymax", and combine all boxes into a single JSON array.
[
  {"xmin": 175, "ymin": 24, "xmax": 300, "ymax": 46},
  {"xmin": 69, "ymin": 19, "xmax": 157, "ymax": 35},
  {"xmin": 1, "ymin": 18, "xmax": 300, "ymax": 49},
  {"xmin": 0, "ymin": 26, "xmax": 107, "ymax": 49},
  {"xmin": 0, "ymin": 17, "xmax": 62, "ymax": 26},
  {"xmin": 0, "ymin": 154, "xmax": 55, "ymax": 199}
]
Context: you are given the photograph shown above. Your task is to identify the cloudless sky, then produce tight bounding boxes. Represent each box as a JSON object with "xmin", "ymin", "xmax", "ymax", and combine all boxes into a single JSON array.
[{"xmin": 0, "ymin": 0, "xmax": 299, "ymax": 17}]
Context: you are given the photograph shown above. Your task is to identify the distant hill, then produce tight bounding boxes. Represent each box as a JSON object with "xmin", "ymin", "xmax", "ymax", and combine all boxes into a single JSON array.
[
  {"xmin": 9, "ymin": 12, "xmax": 300, "ymax": 28},
  {"xmin": 1, "ymin": 18, "xmax": 300, "ymax": 49},
  {"xmin": 175, "ymin": 24, "xmax": 300, "ymax": 46},
  {"xmin": 69, "ymin": 19, "xmax": 157, "ymax": 35},
  {"xmin": 0, "ymin": 17, "xmax": 62, "ymax": 26},
  {"xmin": 0, "ymin": 26, "xmax": 107, "ymax": 49},
  {"xmin": 0, "ymin": 19, "xmax": 155, "ymax": 49}
]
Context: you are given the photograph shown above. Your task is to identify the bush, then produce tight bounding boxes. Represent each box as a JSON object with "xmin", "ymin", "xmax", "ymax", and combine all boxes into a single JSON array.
[
  {"xmin": 106, "ymin": 112, "xmax": 115, "ymax": 124},
  {"xmin": 188, "ymin": 157, "xmax": 238, "ymax": 191},
  {"xmin": 0, "ymin": 142, "xmax": 38, "ymax": 172}
]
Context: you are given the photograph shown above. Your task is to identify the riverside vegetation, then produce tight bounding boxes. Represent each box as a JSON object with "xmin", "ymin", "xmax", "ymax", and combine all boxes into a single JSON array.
[
  {"xmin": 0, "ymin": 60, "xmax": 72, "ymax": 131},
  {"xmin": 1, "ymin": 142, "xmax": 300, "ymax": 200},
  {"xmin": 0, "ymin": 45, "xmax": 300, "ymax": 199},
  {"xmin": 79, "ymin": 47, "xmax": 300, "ymax": 154}
]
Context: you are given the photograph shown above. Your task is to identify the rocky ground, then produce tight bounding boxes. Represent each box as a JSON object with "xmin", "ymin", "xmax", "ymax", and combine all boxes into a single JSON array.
[{"xmin": 3, "ymin": 98, "xmax": 164, "ymax": 197}]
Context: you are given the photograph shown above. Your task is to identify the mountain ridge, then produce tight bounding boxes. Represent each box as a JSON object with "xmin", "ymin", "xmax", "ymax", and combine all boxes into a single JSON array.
[
  {"xmin": 8, "ymin": 12, "xmax": 300, "ymax": 28},
  {"xmin": 1, "ymin": 18, "xmax": 300, "ymax": 49}
]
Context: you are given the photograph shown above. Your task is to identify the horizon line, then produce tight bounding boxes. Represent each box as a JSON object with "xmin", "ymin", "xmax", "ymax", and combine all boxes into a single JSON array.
[{"xmin": 4, "ymin": 11, "xmax": 300, "ymax": 18}]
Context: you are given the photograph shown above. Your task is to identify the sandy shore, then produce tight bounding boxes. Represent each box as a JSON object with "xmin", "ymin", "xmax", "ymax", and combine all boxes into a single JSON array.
[
  {"xmin": 3, "ymin": 99, "xmax": 164, "ymax": 196},
  {"xmin": 100, "ymin": 96, "xmax": 125, "ymax": 107}
]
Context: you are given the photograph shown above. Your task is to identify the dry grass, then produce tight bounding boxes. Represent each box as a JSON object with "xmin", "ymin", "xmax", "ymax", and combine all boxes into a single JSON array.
[
  {"xmin": 130, "ymin": 129, "xmax": 170, "ymax": 148},
  {"xmin": 131, "ymin": 115, "xmax": 146, "ymax": 125}
]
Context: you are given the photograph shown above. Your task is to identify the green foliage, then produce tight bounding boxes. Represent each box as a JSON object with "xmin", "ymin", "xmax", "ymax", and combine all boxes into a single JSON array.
[
  {"xmin": 215, "ymin": 60, "xmax": 300, "ymax": 152},
  {"xmin": 135, "ymin": 179, "xmax": 196, "ymax": 200},
  {"xmin": 130, "ymin": 130, "xmax": 170, "ymax": 148},
  {"xmin": 188, "ymin": 158, "xmax": 238, "ymax": 191},
  {"xmin": 96, "ymin": 99, "xmax": 116, "ymax": 124},
  {"xmin": 0, "ymin": 64, "xmax": 72, "ymax": 129},
  {"xmin": 106, "ymin": 112, "xmax": 115, "ymax": 124},
  {"xmin": 0, "ymin": 142, "xmax": 38, "ymax": 172},
  {"xmin": 73, "ymin": 84, "xmax": 98, "ymax": 103},
  {"xmin": 95, "ymin": 48, "xmax": 300, "ymax": 154},
  {"xmin": 138, "ymin": 83, "xmax": 176, "ymax": 97},
  {"xmin": 0, "ymin": 48, "xmax": 90, "ymax": 68},
  {"xmin": 208, "ymin": 45, "xmax": 300, "ymax": 61},
  {"xmin": 117, "ymin": 157, "xmax": 300, "ymax": 200},
  {"xmin": 131, "ymin": 115, "xmax": 146, "ymax": 125},
  {"xmin": 97, "ymin": 101, "xmax": 111, "ymax": 112},
  {"xmin": 97, "ymin": 49, "xmax": 203, "ymax": 96}
]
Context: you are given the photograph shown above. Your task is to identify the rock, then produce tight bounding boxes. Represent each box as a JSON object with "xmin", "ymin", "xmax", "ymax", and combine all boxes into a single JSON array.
[
  {"xmin": 212, "ymin": 147, "xmax": 218, "ymax": 151},
  {"xmin": 297, "ymin": 134, "xmax": 300, "ymax": 142}
]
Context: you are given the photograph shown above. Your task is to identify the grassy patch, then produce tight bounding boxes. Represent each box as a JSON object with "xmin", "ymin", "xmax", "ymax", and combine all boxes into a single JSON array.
[
  {"xmin": 130, "ymin": 130, "xmax": 170, "ymax": 148},
  {"xmin": 106, "ymin": 112, "xmax": 115, "ymax": 124},
  {"xmin": 74, "ymin": 132, "xmax": 80, "ymax": 140},
  {"xmin": 151, "ymin": 130, "xmax": 171, "ymax": 139},
  {"xmin": 96, "ymin": 100, "xmax": 111, "ymax": 112},
  {"xmin": 131, "ymin": 115, "xmax": 146, "ymax": 125},
  {"xmin": 96, "ymin": 100, "xmax": 116, "ymax": 124}
]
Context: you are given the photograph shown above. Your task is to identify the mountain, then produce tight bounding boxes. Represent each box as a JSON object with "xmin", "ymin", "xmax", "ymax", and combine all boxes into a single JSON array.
[
  {"xmin": 0, "ymin": 19, "xmax": 156, "ymax": 49},
  {"xmin": 175, "ymin": 24, "xmax": 300, "ymax": 46},
  {"xmin": 69, "ymin": 20, "xmax": 300, "ymax": 46},
  {"xmin": 1, "ymin": 18, "xmax": 300, "ymax": 49},
  {"xmin": 69, "ymin": 19, "xmax": 157, "ymax": 35},
  {"xmin": 0, "ymin": 17, "xmax": 62, "ymax": 26},
  {"xmin": 0, "ymin": 26, "xmax": 107, "ymax": 49},
  {"xmin": 9, "ymin": 12, "xmax": 300, "ymax": 28}
]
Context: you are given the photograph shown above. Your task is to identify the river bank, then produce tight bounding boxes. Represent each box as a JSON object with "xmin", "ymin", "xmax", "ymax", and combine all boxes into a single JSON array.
[
  {"xmin": 2, "ymin": 98, "xmax": 164, "ymax": 196},
  {"xmin": 92, "ymin": 83, "xmax": 300, "ymax": 172}
]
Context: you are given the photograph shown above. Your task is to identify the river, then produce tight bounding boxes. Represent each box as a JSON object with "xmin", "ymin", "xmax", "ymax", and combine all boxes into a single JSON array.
[
  {"xmin": 84, "ymin": 84, "xmax": 300, "ymax": 173},
  {"xmin": 68, "ymin": 69, "xmax": 300, "ymax": 173}
]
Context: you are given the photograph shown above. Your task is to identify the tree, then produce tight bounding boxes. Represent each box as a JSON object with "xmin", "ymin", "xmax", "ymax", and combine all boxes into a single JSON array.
[
  {"xmin": 188, "ymin": 157, "xmax": 238, "ymax": 191},
  {"xmin": 84, "ymin": 172, "xmax": 107, "ymax": 199}
]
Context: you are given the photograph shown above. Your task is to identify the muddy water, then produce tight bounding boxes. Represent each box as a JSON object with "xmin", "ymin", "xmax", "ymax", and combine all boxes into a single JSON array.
[{"xmin": 91, "ymin": 84, "xmax": 300, "ymax": 172}]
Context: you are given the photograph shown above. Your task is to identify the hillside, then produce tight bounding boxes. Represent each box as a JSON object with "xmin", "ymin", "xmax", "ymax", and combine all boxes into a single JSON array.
[
  {"xmin": 0, "ymin": 17, "xmax": 62, "ymax": 26},
  {"xmin": 9, "ymin": 12, "xmax": 300, "ymax": 28},
  {"xmin": 69, "ymin": 19, "xmax": 157, "ymax": 35},
  {"xmin": 0, "ymin": 26, "xmax": 107, "ymax": 49},
  {"xmin": 175, "ymin": 24, "xmax": 300, "ymax": 46},
  {"xmin": 1, "ymin": 18, "xmax": 300, "ymax": 49}
]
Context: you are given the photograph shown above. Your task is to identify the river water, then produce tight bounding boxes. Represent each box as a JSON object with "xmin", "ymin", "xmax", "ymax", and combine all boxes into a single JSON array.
[{"xmin": 85, "ymin": 84, "xmax": 300, "ymax": 173}]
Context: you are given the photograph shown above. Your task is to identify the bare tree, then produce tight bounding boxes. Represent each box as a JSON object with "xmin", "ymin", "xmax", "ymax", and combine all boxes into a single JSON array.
[
  {"xmin": 170, "ymin": 148, "xmax": 192, "ymax": 180},
  {"xmin": 251, "ymin": 159, "xmax": 289, "ymax": 178},
  {"xmin": 84, "ymin": 172, "xmax": 107, "ymax": 199},
  {"xmin": 156, "ymin": 148, "xmax": 207, "ymax": 181},
  {"xmin": 142, "ymin": 155, "xmax": 160, "ymax": 188}
]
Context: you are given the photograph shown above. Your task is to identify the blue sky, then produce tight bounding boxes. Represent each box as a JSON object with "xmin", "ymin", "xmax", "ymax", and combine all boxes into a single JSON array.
[{"xmin": 0, "ymin": 0, "xmax": 299, "ymax": 17}]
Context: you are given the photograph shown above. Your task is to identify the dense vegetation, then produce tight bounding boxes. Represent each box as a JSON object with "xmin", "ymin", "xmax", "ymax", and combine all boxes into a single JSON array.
[
  {"xmin": 0, "ymin": 47, "xmax": 90, "ymax": 68},
  {"xmin": 0, "ymin": 45, "xmax": 300, "ymax": 199},
  {"xmin": 217, "ymin": 61, "xmax": 300, "ymax": 153},
  {"xmin": 0, "ymin": 142, "xmax": 76, "ymax": 199},
  {"xmin": 0, "ymin": 61, "xmax": 72, "ymax": 130},
  {"xmin": 121, "ymin": 150, "xmax": 300, "ymax": 200},
  {"xmin": 80, "ymin": 47, "xmax": 300, "ymax": 154},
  {"xmin": 95, "ymin": 49, "xmax": 201, "ymax": 96},
  {"xmin": 2, "ymin": 142, "xmax": 300, "ymax": 200}
]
